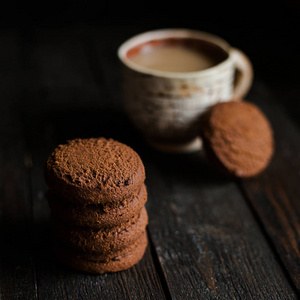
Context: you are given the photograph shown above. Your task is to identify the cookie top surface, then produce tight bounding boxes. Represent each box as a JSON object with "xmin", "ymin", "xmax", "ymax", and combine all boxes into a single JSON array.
[
  {"xmin": 45, "ymin": 137, "xmax": 145, "ymax": 203},
  {"xmin": 201, "ymin": 101, "xmax": 274, "ymax": 178}
]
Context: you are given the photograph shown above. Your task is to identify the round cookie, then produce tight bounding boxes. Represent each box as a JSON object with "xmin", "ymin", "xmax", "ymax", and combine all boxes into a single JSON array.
[
  {"xmin": 44, "ymin": 138, "xmax": 146, "ymax": 205},
  {"xmin": 200, "ymin": 101, "xmax": 274, "ymax": 178},
  {"xmin": 51, "ymin": 207, "xmax": 148, "ymax": 254},
  {"xmin": 53, "ymin": 231, "xmax": 148, "ymax": 274},
  {"xmin": 47, "ymin": 184, "xmax": 147, "ymax": 228}
]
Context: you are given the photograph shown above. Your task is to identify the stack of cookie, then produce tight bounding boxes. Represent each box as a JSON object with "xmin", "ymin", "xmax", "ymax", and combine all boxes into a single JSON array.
[{"xmin": 44, "ymin": 137, "xmax": 148, "ymax": 274}]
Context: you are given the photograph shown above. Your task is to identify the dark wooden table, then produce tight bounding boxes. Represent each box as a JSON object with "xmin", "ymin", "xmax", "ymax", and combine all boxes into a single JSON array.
[{"xmin": 0, "ymin": 17, "xmax": 299, "ymax": 299}]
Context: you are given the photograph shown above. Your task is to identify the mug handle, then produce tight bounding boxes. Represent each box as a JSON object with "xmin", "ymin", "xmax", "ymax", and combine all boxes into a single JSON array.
[{"xmin": 230, "ymin": 48, "xmax": 253, "ymax": 100}]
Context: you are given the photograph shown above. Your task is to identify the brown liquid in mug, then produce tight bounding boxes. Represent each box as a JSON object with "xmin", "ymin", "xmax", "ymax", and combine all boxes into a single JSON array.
[{"xmin": 127, "ymin": 38, "xmax": 228, "ymax": 73}]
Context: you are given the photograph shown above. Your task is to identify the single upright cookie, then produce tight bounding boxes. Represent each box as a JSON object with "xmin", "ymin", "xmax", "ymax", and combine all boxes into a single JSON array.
[
  {"xmin": 45, "ymin": 138, "xmax": 146, "ymax": 204},
  {"xmin": 200, "ymin": 101, "xmax": 274, "ymax": 178}
]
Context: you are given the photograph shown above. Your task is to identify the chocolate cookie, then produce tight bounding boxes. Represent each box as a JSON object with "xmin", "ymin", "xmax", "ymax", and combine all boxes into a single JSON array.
[
  {"xmin": 53, "ymin": 231, "xmax": 148, "ymax": 274},
  {"xmin": 45, "ymin": 138, "xmax": 146, "ymax": 204},
  {"xmin": 47, "ymin": 184, "xmax": 147, "ymax": 228},
  {"xmin": 51, "ymin": 207, "xmax": 148, "ymax": 253},
  {"xmin": 201, "ymin": 101, "xmax": 274, "ymax": 178}
]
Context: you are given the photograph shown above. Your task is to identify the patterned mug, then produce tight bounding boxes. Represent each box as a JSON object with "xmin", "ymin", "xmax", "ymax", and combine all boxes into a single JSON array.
[{"xmin": 118, "ymin": 29, "xmax": 253, "ymax": 152}]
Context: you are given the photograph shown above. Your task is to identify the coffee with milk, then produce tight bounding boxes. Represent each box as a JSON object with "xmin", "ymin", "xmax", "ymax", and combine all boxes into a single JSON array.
[{"xmin": 127, "ymin": 38, "xmax": 228, "ymax": 73}]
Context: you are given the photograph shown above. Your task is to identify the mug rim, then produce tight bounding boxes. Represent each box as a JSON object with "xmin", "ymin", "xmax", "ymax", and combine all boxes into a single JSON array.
[{"xmin": 117, "ymin": 28, "xmax": 233, "ymax": 78}]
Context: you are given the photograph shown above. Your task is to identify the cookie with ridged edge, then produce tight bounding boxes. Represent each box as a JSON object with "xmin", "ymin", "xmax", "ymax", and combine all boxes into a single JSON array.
[
  {"xmin": 45, "ymin": 138, "xmax": 146, "ymax": 205},
  {"xmin": 200, "ymin": 101, "xmax": 274, "ymax": 178},
  {"xmin": 47, "ymin": 184, "xmax": 147, "ymax": 228},
  {"xmin": 53, "ymin": 231, "xmax": 148, "ymax": 274},
  {"xmin": 51, "ymin": 206, "xmax": 148, "ymax": 254}
]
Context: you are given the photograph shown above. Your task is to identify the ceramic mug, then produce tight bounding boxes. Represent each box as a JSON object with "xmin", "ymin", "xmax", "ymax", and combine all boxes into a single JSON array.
[{"xmin": 118, "ymin": 29, "xmax": 253, "ymax": 152}]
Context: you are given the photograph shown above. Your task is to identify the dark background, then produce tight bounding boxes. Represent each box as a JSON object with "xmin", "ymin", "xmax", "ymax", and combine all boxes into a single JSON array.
[
  {"xmin": 1, "ymin": 0, "xmax": 300, "ymax": 114},
  {"xmin": 0, "ymin": 2, "xmax": 299, "ymax": 298},
  {"xmin": 2, "ymin": 1, "xmax": 299, "ymax": 73}
]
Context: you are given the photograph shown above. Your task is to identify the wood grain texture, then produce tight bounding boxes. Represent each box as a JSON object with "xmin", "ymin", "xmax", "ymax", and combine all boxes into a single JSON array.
[
  {"xmin": 0, "ymin": 24, "xmax": 299, "ymax": 300},
  {"xmin": 239, "ymin": 81, "xmax": 300, "ymax": 292},
  {"xmin": 142, "ymin": 150, "xmax": 297, "ymax": 299}
]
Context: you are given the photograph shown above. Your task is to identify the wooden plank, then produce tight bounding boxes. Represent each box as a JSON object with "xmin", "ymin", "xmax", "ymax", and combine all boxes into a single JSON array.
[
  {"xmin": 31, "ymin": 245, "xmax": 166, "ymax": 300},
  {"xmin": 20, "ymin": 27, "xmax": 167, "ymax": 300},
  {"xmin": 142, "ymin": 148, "xmax": 297, "ymax": 299},
  {"xmin": 0, "ymin": 30, "xmax": 38, "ymax": 300},
  {"xmin": 90, "ymin": 25, "xmax": 298, "ymax": 299},
  {"xmin": 239, "ymin": 81, "xmax": 300, "ymax": 292}
]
